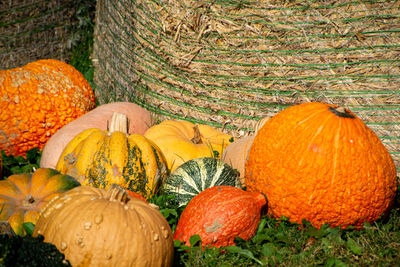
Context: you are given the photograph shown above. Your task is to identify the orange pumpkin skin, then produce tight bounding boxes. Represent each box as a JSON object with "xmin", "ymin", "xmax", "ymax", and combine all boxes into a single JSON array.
[
  {"xmin": 0, "ymin": 59, "xmax": 95, "ymax": 157},
  {"xmin": 0, "ymin": 168, "xmax": 80, "ymax": 235},
  {"xmin": 125, "ymin": 189, "xmax": 148, "ymax": 203},
  {"xmin": 174, "ymin": 186, "xmax": 266, "ymax": 248},
  {"xmin": 0, "ymin": 152, "xmax": 2, "ymax": 179},
  {"xmin": 40, "ymin": 102, "xmax": 151, "ymax": 169},
  {"xmin": 245, "ymin": 102, "xmax": 397, "ymax": 229}
]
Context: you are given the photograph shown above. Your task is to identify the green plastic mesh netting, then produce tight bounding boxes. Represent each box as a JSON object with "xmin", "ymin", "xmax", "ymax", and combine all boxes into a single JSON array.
[
  {"xmin": 92, "ymin": 0, "xmax": 400, "ymax": 174},
  {"xmin": 0, "ymin": 0, "xmax": 82, "ymax": 69}
]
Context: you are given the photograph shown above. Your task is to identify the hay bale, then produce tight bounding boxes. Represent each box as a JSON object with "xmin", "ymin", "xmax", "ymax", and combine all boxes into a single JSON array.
[
  {"xmin": 0, "ymin": 0, "xmax": 82, "ymax": 69},
  {"xmin": 92, "ymin": 0, "xmax": 400, "ymax": 174}
]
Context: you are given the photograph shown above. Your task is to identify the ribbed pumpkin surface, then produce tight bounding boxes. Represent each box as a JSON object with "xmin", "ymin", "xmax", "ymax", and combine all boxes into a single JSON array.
[
  {"xmin": 0, "ymin": 59, "xmax": 95, "ymax": 156},
  {"xmin": 245, "ymin": 102, "xmax": 397, "ymax": 229},
  {"xmin": 174, "ymin": 185, "xmax": 266, "ymax": 248},
  {"xmin": 144, "ymin": 120, "xmax": 234, "ymax": 172},
  {"xmin": 56, "ymin": 129, "xmax": 168, "ymax": 198},
  {"xmin": 33, "ymin": 185, "xmax": 174, "ymax": 267},
  {"xmin": 163, "ymin": 157, "xmax": 241, "ymax": 207},
  {"xmin": 0, "ymin": 168, "xmax": 80, "ymax": 235}
]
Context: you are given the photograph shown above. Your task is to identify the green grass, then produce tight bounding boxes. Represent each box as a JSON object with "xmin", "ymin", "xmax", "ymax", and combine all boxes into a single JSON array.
[{"xmin": 1, "ymin": 149, "xmax": 400, "ymax": 266}]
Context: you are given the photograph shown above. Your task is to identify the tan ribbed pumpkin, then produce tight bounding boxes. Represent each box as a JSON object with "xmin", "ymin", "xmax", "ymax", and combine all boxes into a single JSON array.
[
  {"xmin": 33, "ymin": 185, "xmax": 174, "ymax": 267},
  {"xmin": 222, "ymin": 116, "xmax": 269, "ymax": 186}
]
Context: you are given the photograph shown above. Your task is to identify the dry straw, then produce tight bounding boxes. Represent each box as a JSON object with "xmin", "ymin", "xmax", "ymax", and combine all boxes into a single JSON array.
[
  {"xmin": 0, "ymin": 0, "xmax": 80, "ymax": 69},
  {"xmin": 93, "ymin": 0, "xmax": 400, "ymax": 174}
]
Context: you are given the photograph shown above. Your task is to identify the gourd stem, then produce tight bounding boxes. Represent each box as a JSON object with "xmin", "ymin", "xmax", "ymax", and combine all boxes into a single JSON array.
[
  {"xmin": 252, "ymin": 192, "xmax": 267, "ymax": 209},
  {"xmin": 105, "ymin": 184, "xmax": 130, "ymax": 204},
  {"xmin": 190, "ymin": 125, "xmax": 203, "ymax": 144},
  {"xmin": 328, "ymin": 106, "xmax": 355, "ymax": 119},
  {"xmin": 22, "ymin": 194, "xmax": 35, "ymax": 207},
  {"xmin": 108, "ymin": 112, "xmax": 129, "ymax": 134}
]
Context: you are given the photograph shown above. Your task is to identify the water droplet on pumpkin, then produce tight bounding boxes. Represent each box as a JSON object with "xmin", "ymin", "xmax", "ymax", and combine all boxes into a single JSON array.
[
  {"xmin": 95, "ymin": 215, "xmax": 103, "ymax": 224},
  {"xmin": 84, "ymin": 222, "xmax": 92, "ymax": 230},
  {"xmin": 124, "ymin": 205, "xmax": 129, "ymax": 210},
  {"xmin": 154, "ymin": 234, "xmax": 159, "ymax": 241},
  {"xmin": 76, "ymin": 237, "xmax": 82, "ymax": 244},
  {"xmin": 60, "ymin": 242, "xmax": 67, "ymax": 251},
  {"xmin": 54, "ymin": 203, "xmax": 63, "ymax": 209},
  {"xmin": 37, "ymin": 230, "xmax": 41, "ymax": 235},
  {"xmin": 162, "ymin": 230, "xmax": 169, "ymax": 239}
]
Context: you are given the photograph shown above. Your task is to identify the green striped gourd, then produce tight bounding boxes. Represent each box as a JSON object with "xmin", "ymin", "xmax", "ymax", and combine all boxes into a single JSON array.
[{"xmin": 163, "ymin": 157, "xmax": 241, "ymax": 207}]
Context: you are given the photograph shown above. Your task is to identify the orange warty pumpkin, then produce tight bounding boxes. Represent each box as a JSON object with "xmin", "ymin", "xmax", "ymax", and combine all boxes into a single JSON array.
[
  {"xmin": 245, "ymin": 102, "xmax": 397, "ymax": 229},
  {"xmin": 0, "ymin": 59, "xmax": 95, "ymax": 156},
  {"xmin": 174, "ymin": 185, "xmax": 266, "ymax": 248}
]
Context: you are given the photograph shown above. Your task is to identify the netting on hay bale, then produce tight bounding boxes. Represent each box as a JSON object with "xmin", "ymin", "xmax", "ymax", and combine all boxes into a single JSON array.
[
  {"xmin": 0, "ymin": 0, "xmax": 82, "ymax": 69},
  {"xmin": 92, "ymin": 0, "xmax": 400, "ymax": 174}
]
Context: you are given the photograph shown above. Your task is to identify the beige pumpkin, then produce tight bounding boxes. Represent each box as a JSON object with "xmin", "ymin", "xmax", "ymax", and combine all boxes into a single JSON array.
[
  {"xmin": 222, "ymin": 116, "xmax": 269, "ymax": 186},
  {"xmin": 33, "ymin": 185, "xmax": 174, "ymax": 267},
  {"xmin": 40, "ymin": 102, "xmax": 152, "ymax": 169}
]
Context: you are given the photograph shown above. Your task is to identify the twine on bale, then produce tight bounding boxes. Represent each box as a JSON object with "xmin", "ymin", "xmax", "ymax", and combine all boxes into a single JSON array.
[
  {"xmin": 0, "ymin": 0, "xmax": 82, "ymax": 69},
  {"xmin": 92, "ymin": 0, "xmax": 400, "ymax": 175}
]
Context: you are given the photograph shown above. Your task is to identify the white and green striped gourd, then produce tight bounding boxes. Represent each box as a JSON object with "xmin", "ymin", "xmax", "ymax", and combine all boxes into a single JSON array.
[{"xmin": 163, "ymin": 157, "xmax": 241, "ymax": 207}]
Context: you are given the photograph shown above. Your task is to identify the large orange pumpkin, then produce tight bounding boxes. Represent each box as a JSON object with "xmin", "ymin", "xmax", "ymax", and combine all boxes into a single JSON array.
[
  {"xmin": 0, "ymin": 59, "xmax": 95, "ymax": 156},
  {"xmin": 245, "ymin": 102, "xmax": 397, "ymax": 229}
]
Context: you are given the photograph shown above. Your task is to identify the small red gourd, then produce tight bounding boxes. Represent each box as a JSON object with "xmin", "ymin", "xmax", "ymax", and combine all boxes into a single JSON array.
[{"xmin": 174, "ymin": 185, "xmax": 266, "ymax": 248}]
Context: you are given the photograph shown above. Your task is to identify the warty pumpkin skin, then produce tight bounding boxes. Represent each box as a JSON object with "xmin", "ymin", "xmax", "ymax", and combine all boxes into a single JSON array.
[
  {"xmin": 144, "ymin": 120, "xmax": 234, "ymax": 172},
  {"xmin": 56, "ymin": 113, "xmax": 168, "ymax": 198},
  {"xmin": 40, "ymin": 102, "xmax": 152, "ymax": 169},
  {"xmin": 33, "ymin": 185, "xmax": 174, "ymax": 267},
  {"xmin": 0, "ymin": 59, "xmax": 95, "ymax": 157},
  {"xmin": 245, "ymin": 102, "xmax": 397, "ymax": 229},
  {"xmin": 0, "ymin": 168, "xmax": 80, "ymax": 236},
  {"xmin": 174, "ymin": 185, "xmax": 266, "ymax": 248}
]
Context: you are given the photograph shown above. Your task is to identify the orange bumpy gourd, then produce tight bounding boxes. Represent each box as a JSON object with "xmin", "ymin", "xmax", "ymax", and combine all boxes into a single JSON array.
[
  {"xmin": 174, "ymin": 185, "xmax": 266, "ymax": 248},
  {"xmin": 0, "ymin": 59, "xmax": 95, "ymax": 156},
  {"xmin": 245, "ymin": 102, "xmax": 397, "ymax": 229}
]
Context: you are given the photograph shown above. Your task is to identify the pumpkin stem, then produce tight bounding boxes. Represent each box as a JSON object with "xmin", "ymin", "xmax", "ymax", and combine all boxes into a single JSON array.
[
  {"xmin": 328, "ymin": 106, "xmax": 355, "ymax": 119},
  {"xmin": 108, "ymin": 112, "xmax": 129, "ymax": 134},
  {"xmin": 22, "ymin": 194, "xmax": 36, "ymax": 207},
  {"xmin": 105, "ymin": 184, "xmax": 130, "ymax": 204},
  {"xmin": 252, "ymin": 192, "xmax": 267, "ymax": 209},
  {"xmin": 190, "ymin": 125, "xmax": 203, "ymax": 144}
]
